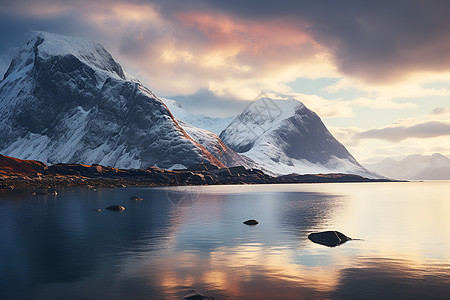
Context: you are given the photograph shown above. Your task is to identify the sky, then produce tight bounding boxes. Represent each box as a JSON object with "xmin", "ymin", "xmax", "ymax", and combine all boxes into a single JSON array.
[{"xmin": 0, "ymin": 0, "xmax": 450, "ymax": 163}]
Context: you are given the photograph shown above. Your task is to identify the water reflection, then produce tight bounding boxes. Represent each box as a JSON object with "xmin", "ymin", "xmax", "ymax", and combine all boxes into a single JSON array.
[
  {"xmin": 0, "ymin": 187, "xmax": 174, "ymax": 299},
  {"xmin": 0, "ymin": 182, "xmax": 449, "ymax": 299},
  {"xmin": 332, "ymin": 257, "xmax": 450, "ymax": 299}
]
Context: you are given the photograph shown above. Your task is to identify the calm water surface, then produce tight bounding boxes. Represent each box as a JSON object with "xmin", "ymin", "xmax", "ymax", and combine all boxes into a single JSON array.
[{"xmin": 0, "ymin": 182, "xmax": 449, "ymax": 299}]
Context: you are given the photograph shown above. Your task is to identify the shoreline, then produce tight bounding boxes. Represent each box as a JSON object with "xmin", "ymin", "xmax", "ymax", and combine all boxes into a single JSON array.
[
  {"xmin": 0, "ymin": 154, "xmax": 395, "ymax": 191},
  {"xmin": 0, "ymin": 173, "xmax": 395, "ymax": 191}
]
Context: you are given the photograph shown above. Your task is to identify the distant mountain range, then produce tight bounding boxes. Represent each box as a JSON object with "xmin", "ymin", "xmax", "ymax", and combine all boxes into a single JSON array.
[
  {"xmin": 363, "ymin": 153, "xmax": 450, "ymax": 180},
  {"xmin": 0, "ymin": 31, "xmax": 378, "ymax": 178}
]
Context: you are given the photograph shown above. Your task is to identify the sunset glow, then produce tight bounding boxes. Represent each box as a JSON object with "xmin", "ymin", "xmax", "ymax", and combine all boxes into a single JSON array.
[{"xmin": 0, "ymin": 0, "xmax": 449, "ymax": 161}]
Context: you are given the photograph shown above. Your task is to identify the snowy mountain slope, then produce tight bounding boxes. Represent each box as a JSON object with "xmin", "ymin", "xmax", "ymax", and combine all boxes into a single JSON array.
[
  {"xmin": 160, "ymin": 98, "xmax": 255, "ymax": 168},
  {"xmin": 220, "ymin": 98, "xmax": 379, "ymax": 178},
  {"xmin": 177, "ymin": 120, "xmax": 255, "ymax": 168},
  {"xmin": 364, "ymin": 153, "xmax": 450, "ymax": 180},
  {"xmin": 161, "ymin": 98, "xmax": 234, "ymax": 135},
  {"xmin": 0, "ymin": 31, "xmax": 223, "ymax": 169}
]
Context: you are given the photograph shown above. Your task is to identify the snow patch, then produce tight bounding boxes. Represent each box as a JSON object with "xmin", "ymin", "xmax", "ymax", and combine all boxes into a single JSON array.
[
  {"xmin": 161, "ymin": 98, "xmax": 234, "ymax": 135},
  {"xmin": 169, "ymin": 164, "xmax": 187, "ymax": 170}
]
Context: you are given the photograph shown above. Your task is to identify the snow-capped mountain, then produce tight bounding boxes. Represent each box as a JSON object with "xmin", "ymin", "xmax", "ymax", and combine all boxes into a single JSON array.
[
  {"xmin": 0, "ymin": 31, "xmax": 223, "ymax": 169},
  {"xmin": 161, "ymin": 98, "xmax": 234, "ymax": 135},
  {"xmin": 220, "ymin": 97, "xmax": 378, "ymax": 178},
  {"xmin": 161, "ymin": 98, "xmax": 254, "ymax": 168},
  {"xmin": 364, "ymin": 153, "xmax": 450, "ymax": 180},
  {"xmin": 177, "ymin": 120, "xmax": 255, "ymax": 168}
]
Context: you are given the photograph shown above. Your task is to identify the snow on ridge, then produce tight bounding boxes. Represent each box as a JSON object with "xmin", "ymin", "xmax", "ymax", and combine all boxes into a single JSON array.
[
  {"xmin": 33, "ymin": 31, "xmax": 124, "ymax": 78},
  {"xmin": 2, "ymin": 31, "xmax": 125, "ymax": 84},
  {"xmin": 220, "ymin": 97, "xmax": 306, "ymax": 149},
  {"xmin": 161, "ymin": 98, "xmax": 235, "ymax": 135},
  {"xmin": 0, "ymin": 32, "xmax": 225, "ymax": 170},
  {"xmin": 178, "ymin": 120, "xmax": 255, "ymax": 168},
  {"xmin": 221, "ymin": 96, "xmax": 381, "ymax": 178}
]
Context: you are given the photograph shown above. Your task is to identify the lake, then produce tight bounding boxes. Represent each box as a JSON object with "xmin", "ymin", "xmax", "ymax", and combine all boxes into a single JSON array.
[{"xmin": 1, "ymin": 181, "xmax": 449, "ymax": 299}]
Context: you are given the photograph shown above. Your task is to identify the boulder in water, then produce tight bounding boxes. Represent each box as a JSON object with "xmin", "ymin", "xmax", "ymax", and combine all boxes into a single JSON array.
[
  {"xmin": 106, "ymin": 205, "xmax": 125, "ymax": 211},
  {"xmin": 308, "ymin": 231, "xmax": 351, "ymax": 247},
  {"xmin": 130, "ymin": 196, "xmax": 143, "ymax": 201},
  {"xmin": 243, "ymin": 219, "xmax": 259, "ymax": 225},
  {"xmin": 181, "ymin": 290, "xmax": 214, "ymax": 300}
]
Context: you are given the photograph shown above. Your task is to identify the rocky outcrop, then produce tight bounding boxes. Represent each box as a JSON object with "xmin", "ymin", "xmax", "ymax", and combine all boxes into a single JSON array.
[
  {"xmin": 106, "ymin": 205, "xmax": 125, "ymax": 211},
  {"xmin": 181, "ymin": 290, "xmax": 214, "ymax": 300},
  {"xmin": 0, "ymin": 154, "xmax": 48, "ymax": 176},
  {"xmin": 0, "ymin": 155, "xmax": 394, "ymax": 190},
  {"xmin": 243, "ymin": 219, "xmax": 259, "ymax": 225},
  {"xmin": 308, "ymin": 231, "xmax": 351, "ymax": 247}
]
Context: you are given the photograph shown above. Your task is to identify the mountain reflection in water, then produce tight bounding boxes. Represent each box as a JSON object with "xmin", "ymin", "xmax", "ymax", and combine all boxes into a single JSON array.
[{"xmin": 0, "ymin": 182, "xmax": 449, "ymax": 299}]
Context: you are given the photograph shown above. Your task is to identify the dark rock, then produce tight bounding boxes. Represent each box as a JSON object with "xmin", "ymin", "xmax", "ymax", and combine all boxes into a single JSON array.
[
  {"xmin": 47, "ymin": 164, "xmax": 82, "ymax": 176},
  {"xmin": 106, "ymin": 205, "xmax": 125, "ymax": 211},
  {"xmin": 0, "ymin": 154, "xmax": 48, "ymax": 176},
  {"xmin": 185, "ymin": 163, "xmax": 220, "ymax": 172},
  {"xmin": 247, "ymin": 168, "xmax": 265, "ymax": 176},
  {"xmin": 187, "ymin": 173, "xmax": 205, "ymax": 184},
  {"xmin": 177, "ymin": 172, "xmax": 195, "ymax": 183},
  {"xmin": 308, "ymin": 231, "xmax": 351, "ymax": 247},
  {"xmin": 32, "ymin": 189, "xmax": 57, "ymax": 195},
  {"xmin": 228, "ymin": 166, "xmax": 247, "ymax": 176},
  {"xmin": 243, "ymin": 219, "xmax": 259, "ymax": 225},
  {"xmin": 214, "ymin": 168, "xmax": 232, "ymax": 177},
  {"xmin": 130, "ymin": 196, "xmax": 143, "ymax": 201},
  {"xmin": 181, "ymin": 290, "xmax": 214, "ymax": 300}
]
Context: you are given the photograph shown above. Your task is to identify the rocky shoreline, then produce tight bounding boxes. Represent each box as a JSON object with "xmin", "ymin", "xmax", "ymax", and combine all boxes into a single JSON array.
[{"xmin": 0, "ymin": 154, "xmax": 393, "ymax": 190}]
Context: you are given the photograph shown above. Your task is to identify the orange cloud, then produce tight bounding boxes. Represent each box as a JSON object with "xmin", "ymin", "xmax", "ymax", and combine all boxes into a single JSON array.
[
  {"xmin": 175, "ymin": 12, "xmax": 316, "ymax": 52},
  {"xmin": 0, "ymin": 1, "xmax": 339, "ymax": 98}
]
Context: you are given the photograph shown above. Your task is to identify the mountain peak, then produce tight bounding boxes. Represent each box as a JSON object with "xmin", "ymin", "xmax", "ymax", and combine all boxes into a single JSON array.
[
  {"xmin": 220, "ymin": 97, "xmax": 377, "ymax": 178},
  {"xmin": 3, "ymin": 31, "xmax": 125, "ymax": 81},
  {"xmin": 0, "ymin": 32, "xmax": 224, "ymax": 170}
]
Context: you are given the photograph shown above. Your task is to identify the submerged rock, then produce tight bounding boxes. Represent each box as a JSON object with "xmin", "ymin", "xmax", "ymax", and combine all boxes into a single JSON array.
[
  {"xmin": 130, "ymin": 196, "xmax": 143, "ymax": 201},
  {"xmin": 243, "ymin": 219, "xmax": 259, "ymax": 225},
  {"xmin": 106, "ymin": 205, "xmax": 125, "ymax": 211},
  {"xmin": 308, "ymin": 231, "xmax": 351, "ymax": 247},
  {"xmin": 32, "ymin": 189, "xmax": 57, "ymax": 196},
  {"xmin": 181, "ymin": 290, "xmax": 214, "ymax": 300}
]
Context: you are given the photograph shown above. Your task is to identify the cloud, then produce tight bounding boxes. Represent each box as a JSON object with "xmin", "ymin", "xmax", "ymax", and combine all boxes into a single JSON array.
[
  {"xmin": 2, "ymin": 0, "xmax": 450, "ymax": 112},
  {"xmin": 169, "ymin": 88, "xmax": 249, "ymax": 117},
  {"xmin": 432, "ymin": 107, "xmax": 450, "ymax": 115},
  {"xmin": 186, "ymin": 0, "xmax": 450, "ymax": 84},
  {"xmin": 329, "ymin": 124, "xmax": 450, "ymax": 162},
  {"xmin": 355, "ymin": 121, "xmax": 450, "ymax": 141},
  {"xmin": 289, "ymin": 93, "xmax": 354, "ymax": 118},
  {"xmin": 4, "ymin": 0, "xmax": 450, "ymax": 88},
  {"xmin": 0, "ymin": 0, "xmax": 332, "ymax": 98}
]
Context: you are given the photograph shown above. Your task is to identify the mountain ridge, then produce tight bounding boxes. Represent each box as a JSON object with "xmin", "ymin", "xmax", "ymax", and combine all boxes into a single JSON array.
[
  {"xmin": 364, "ymin": 153, "xmax": 450, "ymax": 180},
  {"xmin": 0, "ymin": 31, "xmax": 224, "ymax": 169},
  {"xmin": 1, "ymin": 31, "xmax": 381, "ymax": 178},
  {"xmin": 220, "ymin": 97, "xmax": 378, "ymax": 178}
]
